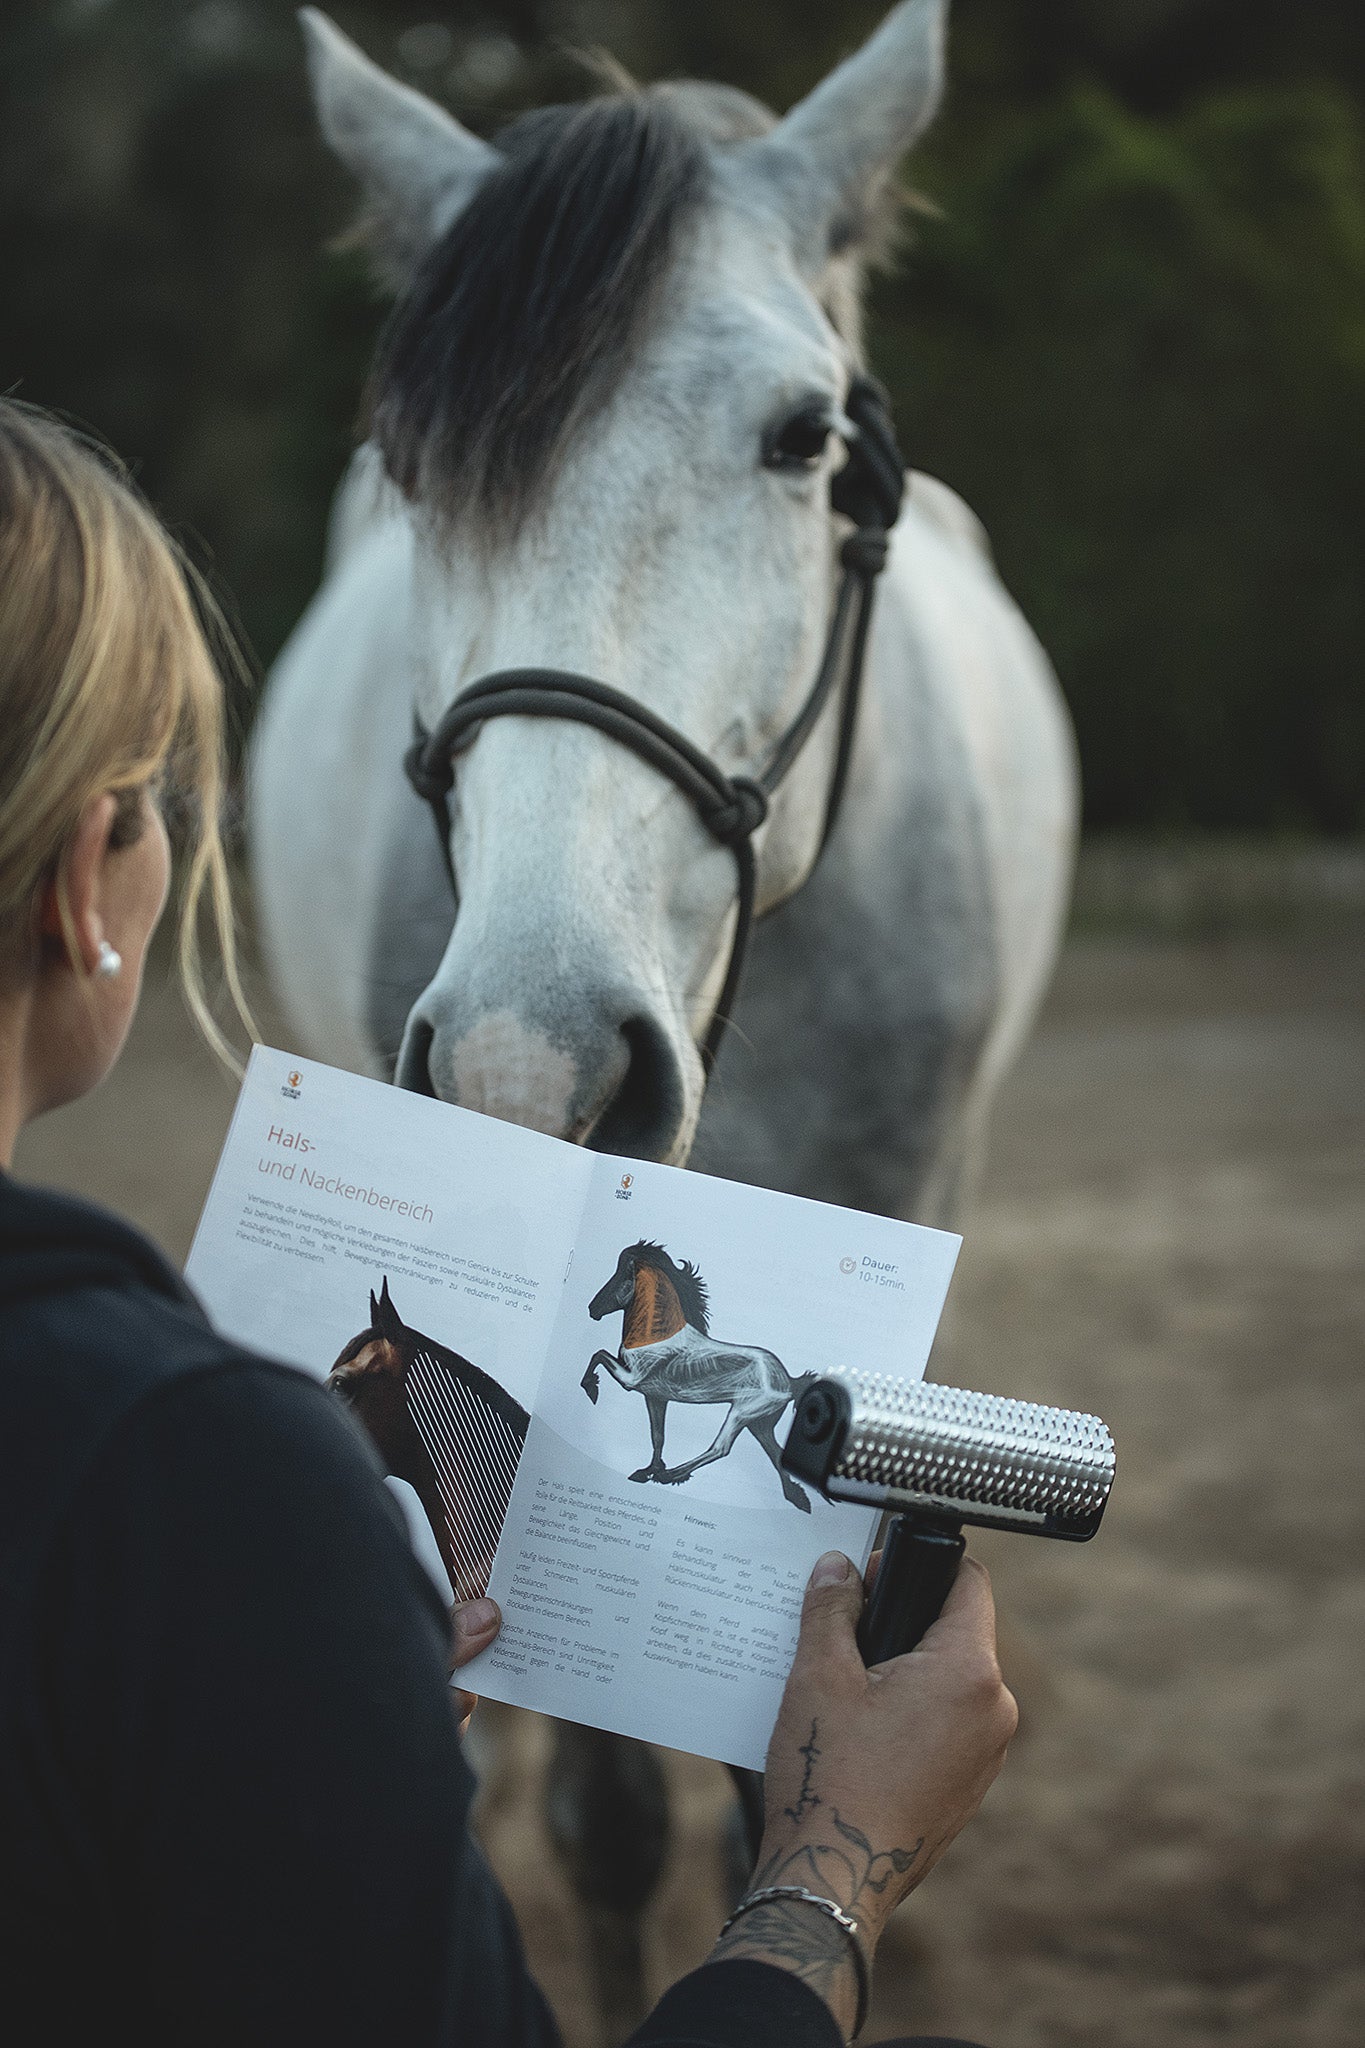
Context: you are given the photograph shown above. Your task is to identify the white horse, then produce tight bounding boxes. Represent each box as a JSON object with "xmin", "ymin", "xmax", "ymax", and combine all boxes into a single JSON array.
[{"xmin": 250, "ymin": 0, "xmax": 1076, "ymax": 2025}]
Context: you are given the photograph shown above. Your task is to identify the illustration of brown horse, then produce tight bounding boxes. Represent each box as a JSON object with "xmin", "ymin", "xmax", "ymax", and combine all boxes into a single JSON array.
[
  {"xmin": 329, "ymin": 1277, "xmax": 529, "ymax": 1600},
  {"xmin": 584, "ymin": 1242, "xmax": 814, "ymax": 1511}
]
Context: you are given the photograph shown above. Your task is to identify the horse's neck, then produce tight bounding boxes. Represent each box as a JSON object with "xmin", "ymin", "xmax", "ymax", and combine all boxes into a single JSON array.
[
  {"xmin": 390, "ymin": 1366, "xmax": 460, "ymax": 1559},
  {"xmin": 623, "ymin": 1267, "xmax": 686, "ymax": 1348}
]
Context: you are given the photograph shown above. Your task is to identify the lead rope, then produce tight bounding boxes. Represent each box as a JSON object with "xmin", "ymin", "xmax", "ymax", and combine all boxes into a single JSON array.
[{"xmin": 404, "ymin": 374, "xmax": 906, "ymax": 1073}]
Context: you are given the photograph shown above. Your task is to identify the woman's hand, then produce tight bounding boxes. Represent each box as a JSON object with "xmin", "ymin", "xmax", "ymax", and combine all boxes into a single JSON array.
[
  {"xmin": 712, "ymin": 1549, "xmax": 1016, "ymax": 2037},
  {"xmin": 761, "ymin": 1550, "xmax": 1017, "ymax": 1938},
  {"xmin": 448, "ymin": 1596, "xmax": 501, "ymax": 1735}
]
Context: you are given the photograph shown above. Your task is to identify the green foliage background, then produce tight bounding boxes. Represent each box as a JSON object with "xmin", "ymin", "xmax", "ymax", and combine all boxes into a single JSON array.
[{"xmin": 3, "ymin": 0, "xmax": 1363, "ymax": 829}]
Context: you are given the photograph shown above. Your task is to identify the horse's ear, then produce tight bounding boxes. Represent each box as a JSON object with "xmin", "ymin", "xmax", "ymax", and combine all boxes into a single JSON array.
[
  {"xmin": 736, "ymin": 0, "xmax": 946, "ymax": 265},
  {"xmin": 300, "ymin": 9, "xmax": 498, "ymax": 277},
  {"xmin": 375, "ymin": 1276, "xmax": 401, "ymax": 1334},
  {"xmin": 369, "ymin": 1288, "xmax": 379, "ymax": 1325}
]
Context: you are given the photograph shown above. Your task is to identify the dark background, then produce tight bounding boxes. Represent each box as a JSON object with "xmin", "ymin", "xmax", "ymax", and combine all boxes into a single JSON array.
[{"xmin": 4, "ymin": 0, "xmax": 1363, "ymax": 832}]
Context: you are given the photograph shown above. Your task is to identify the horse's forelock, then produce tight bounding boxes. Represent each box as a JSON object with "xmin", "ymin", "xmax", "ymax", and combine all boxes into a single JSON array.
[
  {"xmin": 331, "ymin": 1325, "xmax": 381, "ymax": 1369},
  {"xmin": 369, "ymin": 87, "xmax": 723, "ymax": 540}
]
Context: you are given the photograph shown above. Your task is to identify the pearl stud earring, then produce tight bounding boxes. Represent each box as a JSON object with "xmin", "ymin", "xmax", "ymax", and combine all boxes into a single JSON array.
[{"xmin": 95, "ymin": 941, "xmax": 123, "ymax": 979}]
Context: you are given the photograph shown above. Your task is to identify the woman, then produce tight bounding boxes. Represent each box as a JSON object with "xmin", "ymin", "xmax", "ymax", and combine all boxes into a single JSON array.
[{"xmin": 0, "ymin": 400, "xmax": 1016, "ymax": 2047}]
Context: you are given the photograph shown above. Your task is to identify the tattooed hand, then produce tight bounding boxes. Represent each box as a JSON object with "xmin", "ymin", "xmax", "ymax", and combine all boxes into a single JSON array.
[{"xmin": 712, "ymin": 1550, "xmax": 1016, "ymax": 2037}]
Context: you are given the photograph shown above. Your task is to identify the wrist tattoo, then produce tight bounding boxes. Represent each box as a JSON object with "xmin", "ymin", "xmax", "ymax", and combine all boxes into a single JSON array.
[
  {"xmin": 770, "ymin": 1721, "xmax": 924, "ymax": 1913},
  {"xmin": 784, "ymin": 1720, "xmax": 823, "ymax": 1825},
  {"xmin": 715, "ymin": 1894, "xmax": 860, "ymax": 2028},
  {"xmin": 711, "ymin": 1725, "xmax": 929, "ymax": 2036},
  {"xmin": 752, "ymin": 1808, "xmax": 926, "ymax": 1918}
]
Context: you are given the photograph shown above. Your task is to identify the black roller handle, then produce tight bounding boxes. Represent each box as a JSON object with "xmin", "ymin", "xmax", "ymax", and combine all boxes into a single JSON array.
[{"xmin": 857, "ymin": 1512, "xmax": 966, "ymax": 1664}]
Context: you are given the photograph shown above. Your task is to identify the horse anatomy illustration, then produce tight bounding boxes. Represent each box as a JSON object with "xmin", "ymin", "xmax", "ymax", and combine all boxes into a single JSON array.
[
  {"xmin": 585, "ymin": 1243, "xmax": 815, "ymax": 1512},
  {"xmin": 254, "ymin": 0, "xmax": 1078, "ymax": 2028},
  {"xmin": 328, "ymin": 1278, "xmax": 528, "ymax": 1602}
]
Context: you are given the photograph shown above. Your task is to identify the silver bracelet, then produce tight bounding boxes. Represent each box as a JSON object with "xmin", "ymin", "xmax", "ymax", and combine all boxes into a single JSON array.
[{"xmin": 718, "ymin": 1885, "xmax": 869, "ymax": 2036}]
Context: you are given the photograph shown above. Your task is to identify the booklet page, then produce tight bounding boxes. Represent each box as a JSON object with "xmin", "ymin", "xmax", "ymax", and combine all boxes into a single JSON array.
[
  {"xmin": 186, "ymin": 1046, "xmax": 590, "ymax": 1599},
  {"xmin": 467, "ymin": 1149, "xmax": 961, "ymax": 1771}
]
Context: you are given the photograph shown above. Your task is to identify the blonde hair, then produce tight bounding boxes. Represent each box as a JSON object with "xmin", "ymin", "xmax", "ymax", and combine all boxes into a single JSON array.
[{"xmin": 0, "ymin": 398, "xmax": 254, "ymax": 1065}]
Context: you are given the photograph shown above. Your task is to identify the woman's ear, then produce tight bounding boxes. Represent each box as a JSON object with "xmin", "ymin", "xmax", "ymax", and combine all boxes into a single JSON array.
[{"xmin": 37, "ymin": 792, "xmax": 119, "ymax": 975}]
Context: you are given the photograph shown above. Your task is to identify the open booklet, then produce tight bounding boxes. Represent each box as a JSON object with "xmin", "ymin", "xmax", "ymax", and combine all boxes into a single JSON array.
[{"xmin": 186, "ymin": 1045, "xmax": 961, "ymax": 1772}]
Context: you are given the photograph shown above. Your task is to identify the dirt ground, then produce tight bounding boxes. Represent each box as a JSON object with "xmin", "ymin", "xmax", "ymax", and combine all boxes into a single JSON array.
[{"xmin": 16, "ymin": 932, "xmax": 1365, "ymax": 2048}]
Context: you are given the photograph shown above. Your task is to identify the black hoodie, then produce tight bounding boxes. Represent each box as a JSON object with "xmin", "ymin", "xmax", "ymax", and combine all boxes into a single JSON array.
[{"xmin": 0, "ymin": 1172, "xmax": 837, "ymax": 2048}]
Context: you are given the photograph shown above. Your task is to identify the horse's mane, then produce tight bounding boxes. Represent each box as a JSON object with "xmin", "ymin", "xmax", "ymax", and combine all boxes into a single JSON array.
[
  {"xmin": 629, "ymin": 1239, "xmax": 710, "ymax": 1335},
  {"xmin": 369, "ymin": 82, "xmax": 771, "ymax": 541},
  {"xmin": 406, "ymin": 1328, "xmax": 529, "ymax": 1437}
]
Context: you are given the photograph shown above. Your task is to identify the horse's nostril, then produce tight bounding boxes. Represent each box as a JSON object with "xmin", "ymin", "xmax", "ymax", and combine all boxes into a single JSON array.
[
  {"xmin": 586, "ymin": 1014, "xmax": 685, "ymax": 1161},
  {"xmin": 395, "ymin": 1017, "xmax": 438, "ymax": 1097}
]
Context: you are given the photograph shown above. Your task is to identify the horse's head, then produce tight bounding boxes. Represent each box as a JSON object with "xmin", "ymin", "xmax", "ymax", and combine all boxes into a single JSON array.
[
  {"xmin": 328, "ymin": 1278, "xmax": 415, "ymax": 1460},
  {"xmin": 588, "ymin": 1246, "xmax": 641, "ymax": 1323},
  {"xmin": 304, "ymin": 3, "xmax": 944, "ymax": 1161}
]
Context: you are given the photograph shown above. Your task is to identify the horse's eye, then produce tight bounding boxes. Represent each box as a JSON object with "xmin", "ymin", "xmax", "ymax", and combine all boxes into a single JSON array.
[{"xmin": 763, "ymin": 406, "xmax": 833, "ymax": 474}]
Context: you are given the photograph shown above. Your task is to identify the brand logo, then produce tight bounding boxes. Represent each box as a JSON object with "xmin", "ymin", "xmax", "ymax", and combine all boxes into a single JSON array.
[
  {"xmin": 615, "ymin": 1173, "xmax": 634, "ymax": 1202},
  {"xmin": 281, "ymin": 1069, "xmax": 303, "ymax": 1101},
  {"xmin": 839, "ymin": 1256, "xmax": 857, "ymax": 1275}
]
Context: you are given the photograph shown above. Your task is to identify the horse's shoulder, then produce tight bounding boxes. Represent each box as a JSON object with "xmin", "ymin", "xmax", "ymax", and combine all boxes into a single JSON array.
[
  {"xmin": 903, "ymin": 471, "xmax": 995, "ymax": 566},
  {"xmin": 621, "ymin": 1332, "xmax": 680, "ymax": 1364},
  {"xmin": 627, "ymin": 1324, "xmax": 707, "ymax": 1378}
]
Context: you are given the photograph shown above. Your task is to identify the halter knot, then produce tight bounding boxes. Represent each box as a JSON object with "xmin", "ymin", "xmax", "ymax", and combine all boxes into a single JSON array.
[
  {"xmin": 705, "ymin": 777, "xmax": 768, "ymax": 849},
  {"xmin": 403, "ymin": 734, "xmax": 455, "ymax": 805},
  {"xmin": 831, "ymin": 375, "xmax": 905, "ymax": 533},
  {"xmin": 840, "ymin": 528, "xmax": 890, "ymax": 577}
]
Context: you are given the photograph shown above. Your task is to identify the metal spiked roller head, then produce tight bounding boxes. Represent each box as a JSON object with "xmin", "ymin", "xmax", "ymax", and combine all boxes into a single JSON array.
[{"xmin": 781, "ymin": 1370, "xmax": 1116, "ymax": 1540}]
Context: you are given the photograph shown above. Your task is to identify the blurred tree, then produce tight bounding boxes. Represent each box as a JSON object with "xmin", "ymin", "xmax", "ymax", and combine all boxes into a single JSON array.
[
  {"xmin": 1, "ymin": 0, "xmax": 1361, "ymax": 827},
  {"xmin": 0, "ymin": 0, "xmax": 369, "ymax": 733},
  {"xmin": 893, "ymin": 81, "xmax": 1365, "ymax": 829}
]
